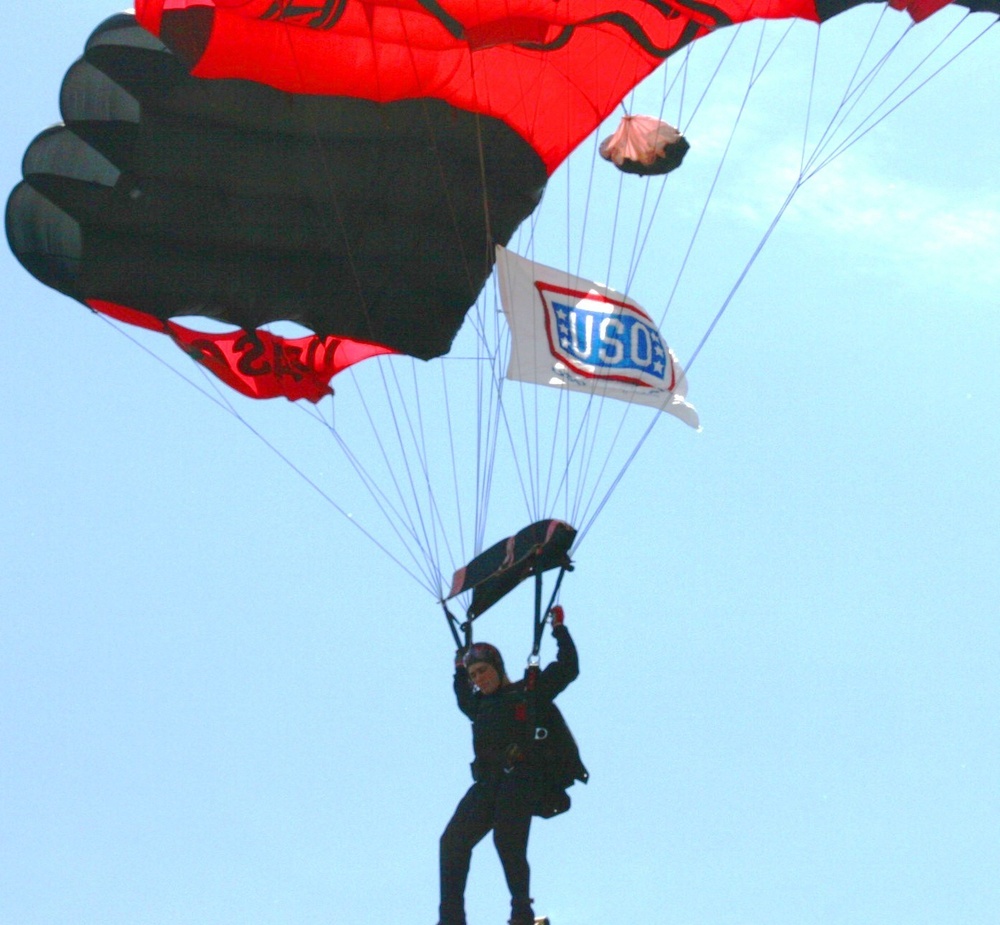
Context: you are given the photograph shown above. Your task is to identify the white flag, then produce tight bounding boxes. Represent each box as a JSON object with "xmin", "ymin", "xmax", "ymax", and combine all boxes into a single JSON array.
[{"xmin": 496, "ymin": 246, "xmax": 699, "ymax": 429}]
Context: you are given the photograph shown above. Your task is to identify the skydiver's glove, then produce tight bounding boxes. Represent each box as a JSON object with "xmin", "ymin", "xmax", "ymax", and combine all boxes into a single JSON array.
[
  {"xmin": 549, "ymin": 605, "xmax": 565, "ymax": 628},
  {"xmin": 455, "ymin": 647, "xmax": 469, "ymax": 668}
]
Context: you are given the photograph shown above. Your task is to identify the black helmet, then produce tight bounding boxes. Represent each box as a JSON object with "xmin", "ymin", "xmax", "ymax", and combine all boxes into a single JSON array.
[{"xmin": 463, "ymin": 642, "xmax": 505, "ymax": 679}]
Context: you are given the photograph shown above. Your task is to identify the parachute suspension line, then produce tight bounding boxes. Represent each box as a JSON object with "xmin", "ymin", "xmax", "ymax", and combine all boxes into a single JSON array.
[
  {"xmin": 664, "ymin": 20, "xmax": 803, "ymax": 302},
  {"xmin": 525, "ymin": 379, "xmax": 601, "ymax": 525},
  {"xmin": 404, "ymin": 358, "xmax": 455, "ymax": 589},
  {"xmin": 303, "ymin": 34, "xmax": 518, "ymax": 595},
  {"xmin": 531, "ymin": 567, "xmax": 569, "ymax": 662},
  {"xmin": 804, "ymin": 8, "xmax": 896, "ymax": 174},
  {"xmin": 473, "ymin": 351, "xmax": 494, "ymax": 561},
  {"xmin": 623, "ymin": 54, "xmax": 696, "ymax": 295},
  {"xmin": 571, "ymin": 175, "xmax": 675, "ymax": 524},
  {"xmin": 570, "ymin": 382, "xmax": 619, "ymax": 528},
  {"xmin": 802, "ymin": 20, "xmax": 824, "ymax": 177},
  {"xmin": 510, "ymin": 314, "xmax": 543, "ymax": 518},
  {"xmin": 575, "ymin": 406, "xmax": 660, "ymax": 547},
  {"xmin": 463, "ymin": 278, "xmax": 520, "ymax": 558},
  {"xmin": 342, "ymin": 365, "xmax": 435, "ymax": 581},
  {"xmin": 443, "ymin": 603, "xmax": 472, "ymax": 650},
  {"xmin": 556, "ymin": 130, "xmax": 600, "ymax": 517},
  {"xmin": 538, "ymin": 367, "xmax": 571, "ymax": 519},
  {"xmin": 656, "ymin": 26, "xmax": 749, "ymax": 324},
  {"xmin": 474, "ymin": 321, "xmax": 507, "ymax": 555},
  {"xmin": 564, "ymin": 25, "xmax": 771, "ymax": 540},
  {"xmin": 812, "ymin": 9, "xmax": 943, "ymax": 173},
  {"xmin": 439, "ymin": 356, "xmax": 469, "ymax": 574},
  {"xmin": 603, "ymin": 159, "xmax": 631, "ymax": 291},
  {"xmin": 680, "ymin": 10, "xmax": 994, "ymax": 378},
  {"xmin": 463, "ymin": 36, "xmax": 545, "ymax": 559},
  {"xmin": 582, "ymin": 175, "xmax": 801, "ymax": 539},
  {"xmin": 518, "ymin": 127, "xmax": 604, "ymax": 526},
  {"xmin": 493, "ymin": 224, "xmax": 547, "ymax": 524},
  {"xmin": 550, "ymin": 99, "xmax": 602, "ymax": 535},
  {"xmin": 805, "ymin": 13, "xmax": 994, "ymax": 180},
  {"xmin": 600, "ymin": 12, "xmax": 1000, "ymax": 546},
  {"xmin": 572, "ymin": 405, "xmax": 655, "ymax": 536},
  {"xmin": 328, "ymin": 363, "xmax": 449, "ymax": 590},
  {"xmin": 571, "ymin": 21, "xmax": 803, "ymax": 544},
  {"xmin": 279, "ymin": 19, "xmax": 463, "ymax": 591},
  {"xmin": 656, "ymin": 22, "xmax": 781, "ymax": 329},
  {"xmin": 675, "ymin": 42, "xmax": 694, "ymax": 127},
  {"xmin": 488, "ymin": 369, "xmax": 541, "ymax": 522},
  {"xmin": 573, "ymin": 133, "xmax": 604, "ymax": 279},
  {"xmin": 289, "ymin": 355, "xmax": 452, "ymax": 592},
  {"xmin": 479, "ymin": 249, "xmax": 539, "ymax": 528},
  {"xmin": 625, "ymin": 168, "xmax": 673, "ymax": 296},
  {"xmin": 560, "ymin": 113, "xmax": 652, "ymax": 526},
  {"xmin": 558, "ymin": 374, "xmax": 573, "ymax": 519},
  {"xmin": 687, "ymin": 185, "xmax": 802, "ymax": 373},
  {"xmin": 413, "ymin": 68, "xmax": 508, "ymax": 574},
  {"xmin": 621, "ymin": 76, "xmax": 677, "ymax": 294},
  {"xmin": 396, "ymin": 358, "xmax": 470, "ymax": 593},
  {"xmin": 504, "ymin": 198, "xmax": 559, "ymax": 522},
  {"xmin": 564, "ymin": 138, "xmax": 575, "ymax": 275},
  {"xmin": 558, "ymin": 128, "xmax": 601, "ymax": 525},
  {"xmin": 389, "ymin": 14, "xmax": 514, "ymax": 583},
  {"xmin": 542, "ymin": 145, "xmax": 581, "ymax": 521},
  {"xmin": 627, "ymin": 46, "xmax": 699, "ymax": 282},
  {"xmin": 690, "ymin": 10, "xmax": 996, "ymax": 389},
  {"xmin": 466, "ymin": 251, "xmax": 546, "ymax": 556},
  {"xmin": 96, "ymin": 314, "xmax": 434, "ymax": 592},
  {"xmin": 800, "ymin": 10, "xmax": 915, "ymax": 174},
  {"xmin": 340, "ymin": 353, "xmax": 465, "ymax": 594},
  {"xmin": 324, "ymin": 422, "xmax": 445, "ymax": 589}
]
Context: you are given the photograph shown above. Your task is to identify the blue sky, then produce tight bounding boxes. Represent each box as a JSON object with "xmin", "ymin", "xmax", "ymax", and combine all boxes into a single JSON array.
[{"xmin": 2, "ymin": 5, "xmax": 998, "ymax": 925}]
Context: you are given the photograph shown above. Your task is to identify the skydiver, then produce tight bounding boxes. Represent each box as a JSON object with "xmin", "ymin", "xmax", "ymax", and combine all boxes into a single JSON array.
[{"xmin": 438, "ymin": 605, "xmax": 583, "ymax": 925}]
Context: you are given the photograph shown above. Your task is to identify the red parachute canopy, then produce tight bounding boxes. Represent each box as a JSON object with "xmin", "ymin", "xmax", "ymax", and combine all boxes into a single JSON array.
[
  {"xmin": 91, "ymin": 301, "xmax": 394, "ymax": 402},
  {"xmin": 8, "ymin": 0, "xmax": 998, "ymax": 403},
  {"xmin": 136, "ymin": 0, "xmax": 984, "ymax": 173}
]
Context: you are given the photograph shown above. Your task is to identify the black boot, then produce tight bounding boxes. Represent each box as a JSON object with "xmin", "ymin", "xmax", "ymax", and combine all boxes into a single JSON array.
[{"xmin": 509, "ymin": 898, "xmax": 536, "ymax": 925}]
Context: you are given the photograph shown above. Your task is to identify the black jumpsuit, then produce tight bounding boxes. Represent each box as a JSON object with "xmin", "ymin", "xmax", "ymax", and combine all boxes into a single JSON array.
[{"xmin": 439, "ymin": 624, "xmax": 579, "ymax": 925}]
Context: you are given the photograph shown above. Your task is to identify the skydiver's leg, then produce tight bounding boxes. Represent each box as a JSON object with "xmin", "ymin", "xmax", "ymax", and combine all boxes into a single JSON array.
[
  {"xmin": 439, "ymin": 783, "xmax": 494, "ymax": 925},
  {"xmin": 492, "ymin": 772, "xmax": 540, "ymax": 923}
]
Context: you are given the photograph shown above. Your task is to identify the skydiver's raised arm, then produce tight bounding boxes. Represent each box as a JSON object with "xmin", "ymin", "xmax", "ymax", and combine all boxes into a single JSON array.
[
  {"xmin": 453, "ymin": 650, "xmax": 476, "ymax": 719},
  {"xmin": 537, "ymin": 607, "xmax": 578, "ymax": 702}
]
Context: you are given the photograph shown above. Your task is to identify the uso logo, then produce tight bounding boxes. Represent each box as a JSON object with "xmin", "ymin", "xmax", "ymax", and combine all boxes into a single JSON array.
[{"xmin": 537, "ymin": 283, "xmax": 677, "ymax": 391}]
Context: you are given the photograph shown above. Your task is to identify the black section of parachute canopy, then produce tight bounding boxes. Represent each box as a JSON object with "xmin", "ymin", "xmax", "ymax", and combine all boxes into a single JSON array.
[
  {"xmin": 616, "ymin": 135, "xmax": 691, "ymax": 177},
  {"xmin": 6, "ymin": 13, "xmax": 547, "ymax": 360},
  {"xmin": 449, "ymin": 520, "xmax": 576, "ymax": 619}
]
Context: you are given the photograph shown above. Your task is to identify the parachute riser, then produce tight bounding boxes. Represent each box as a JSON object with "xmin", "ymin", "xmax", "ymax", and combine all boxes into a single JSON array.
[
  {"xmin": 442, "ymin": 604, "xmax": 472, "ymax": 651},
  {"xmin": 443, "ymin": 561, "xmax": 568, "ymax": 667},
  {"xmin": 530, "ymin": 565, "xmax": 568, "ymax": 665}
]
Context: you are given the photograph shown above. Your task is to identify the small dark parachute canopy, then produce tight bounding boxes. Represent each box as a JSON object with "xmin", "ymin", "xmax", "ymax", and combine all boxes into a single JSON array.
[{"xmin": 448, "ymin": 520, "xmax": 576, "ymax": 619}]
